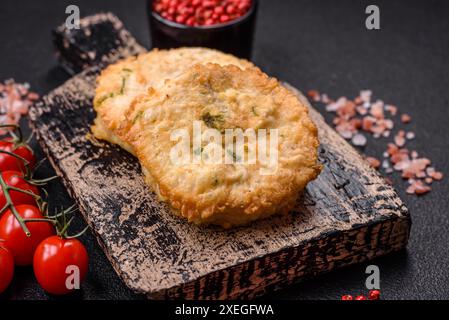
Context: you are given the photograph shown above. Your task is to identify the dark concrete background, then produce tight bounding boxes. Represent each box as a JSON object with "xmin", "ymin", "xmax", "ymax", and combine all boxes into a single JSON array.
[{"xmin": 0, "ymin": 0, "xmax": 448, "ymax": 300}]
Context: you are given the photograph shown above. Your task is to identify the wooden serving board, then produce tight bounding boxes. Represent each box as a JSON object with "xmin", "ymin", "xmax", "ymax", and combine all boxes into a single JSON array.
[{"xmin": 29, "ymin": 13, "xmax": 410, "ymax": 299}]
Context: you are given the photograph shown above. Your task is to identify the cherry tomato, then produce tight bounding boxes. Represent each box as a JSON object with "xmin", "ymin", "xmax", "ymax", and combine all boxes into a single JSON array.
[
  {"xmin": 0, "ymin": 171, "xmax": 39, "ymax": 208},
  {"xmin": 0, "ymin": 244, "xmax": 14, "ymax": 294},
  {"xmin": 0, "ymin": 205, "xmax": 55, "ymax": 266},
  {"xmin": 34, "ymin": 236, "xmax": 88, "ymax": 295},
  {"xmin": 0, "ymin": 140, "xmax": 36, "ymax": 173},
  {"xmin": 368, "ymin": 289, "xmax": 381, "ymax": 300}
]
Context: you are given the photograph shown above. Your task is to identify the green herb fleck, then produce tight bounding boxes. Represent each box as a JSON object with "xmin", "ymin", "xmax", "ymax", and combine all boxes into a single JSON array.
[
  {"xmin": 251, "ymin": 106, "xmax": 259, "ymax": 116},
  {"xmin": 193, "ymin": 146, "xmax": 204, "ymax": 156},
  {"xmin": 201, "ymin": 112, "xmax": 224, "ymax": 130},
  {"xmin": 132, "ymin": 110, "xmax": 144, "ymax": 124},
  {"xmin": 226, "ymin": 149, "xmax": 241, "ymax": 162},
  {"xmin": 95, "ymin": 92, "xmax": 115, "ymax": 107},
  {"xmin": 119, "ymin": 77, "xmax": 127, "ymax": 95}
]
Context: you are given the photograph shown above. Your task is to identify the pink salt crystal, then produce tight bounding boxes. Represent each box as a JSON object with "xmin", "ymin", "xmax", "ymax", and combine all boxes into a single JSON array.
[
  {"xmin": 401, "ymin": 114, "xmax": 412, "ymax": 123},
  {"xmin": 362, "ymin": 116, "xmax": 375, "ymax": 131},
  {"xmin": 337, "ymin": 100, "xmax": 356, "ymax": 119},
  {"xmin": 387, "ymin": 143, "xmax": 399, "ymax": 156},
  {"xmin": 356, "ymin": 106, "xmax": 368, "ymax": 115},
  {"xmin": 430, "ymin": 171, "xmax": 443, "ymax": 181},
  {"xmin": 366, "ymin": 156, "xmax": 381, "ymax": 169},
  {"xmin": 360, "ymin": 90, "xmax": 372, "ymax": 103},
  {"xmin": 371, "ymin": 123, "xmax": 386, "ymax": 135},
  {"xmin": 385, "ymin": 104, "xmax": 398, "ymax": 116},
  {"xmin": 316, "ymin": 89, "xmax": 442, "ymax": 196},
  {"xmin": 339, "ymin": 130, "xmax": 353, "ymax": 139},
  {"xmin": 321, "ymin": 94, "xmax": 330, "ymax": 104},
  {"xmin": 384, "ymin": 119, "xmax": 394, "ymax": 130},
  {"xmin": 307, "ymin": 90, "xmax": 320, "ymax": 101},
  {"xmin": 350, "ymin": 118, "xmax": 362, "ymax": 129},
  {"xmin": 406, "ymin": 131, "xmax": 415, "ymax": 140},
  {"xmin": 27, "ymin": 92, "xmax": 39, "ymax": 101},
  {"xmin": 426, "ymin": 167, "xmax": 435, "ymax": 175},
  {"xmin": 402, "ymin": 170, "xmax": 414, "ymax": 179},
  {"xmin": 354, "ymin": 96, "xmax": 363, "ymax": 105},
  {"xmin": 406, "ymin": 185, "xmax": 416, "ymax": 194},
  {"xmin": 416, "ymin": 171, "xmax": 426, "ymax": 178},
  {"xmin": 336, "ymin": 121, "xmax": 357, "ymax": 137},
  {"xmin": 394, "ymin": 133, "xmax": 406, "ymax": 147},
  {"xmin": 0, "ymin": 79, "xmax": 35, "ymax": 131},
  {"xmin": 352, "ymin": 133, "xmax": 367, "ymax": 146},
  {"xmin": 414, "ymin": 158, "xmax": 430, "ymax": 170},
  {"xmin": 414, "ymin": 183, "xmax": 431, "ymax": 195},
  {"xmin": 394, "ymin": 160, "xmax": 411, "ymax": 171},
  {"xmin": 326, "ymin": 97, "xmax": 346, "ymax": 112},
  {"xmin": 333, "ymin": 117, "xmax": 342, "ymax": 125},
  {"xmin": 421, "ymin": 158, "xmax": 431, "ymax": 166},
  {"xmin": 370, "ymin": 101, "xmax": 385, "ymax": 119}
]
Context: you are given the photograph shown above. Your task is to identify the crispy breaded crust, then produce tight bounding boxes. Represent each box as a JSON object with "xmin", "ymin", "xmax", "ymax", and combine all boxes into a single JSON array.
[
  {"xmin": 125, "ymin": 63, "xmax": 321, "ymax": 227},
  {"xmin": 92, "ymin": 47, "xmax": 255, "ymax": 154}
]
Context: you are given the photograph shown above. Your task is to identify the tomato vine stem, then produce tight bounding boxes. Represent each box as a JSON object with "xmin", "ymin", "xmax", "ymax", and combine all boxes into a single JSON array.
[
  {"xmin": 0, "ymin": 149, "xmax": 31, "ymax": 178},
  {"xmin": 1, "ymin": 124, "xmax": 87, "ymax": 239},
  {"xmin": 22, "ymin": 205, "xmax": 87, "ymax": 239},
  {"xmin": 0, "ymin": 173, "xmax": 31, "ymax": 236},
  {"xmin": 0, "ymin": 124, "xmax": 23, "ymax": 142}
]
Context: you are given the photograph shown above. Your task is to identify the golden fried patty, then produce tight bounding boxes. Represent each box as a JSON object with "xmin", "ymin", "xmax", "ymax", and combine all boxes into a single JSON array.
[
  {"xmin": 124, "ymin": 63, "xmax": 321, "ymax": 227},
  {"xmin": 92, "ymin": 47, "xmax": 255, "ymax": 153}
]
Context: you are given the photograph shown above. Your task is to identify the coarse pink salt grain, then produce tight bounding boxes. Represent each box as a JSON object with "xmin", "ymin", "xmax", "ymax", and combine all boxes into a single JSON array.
[
  {"xmin": 308, "ymin": 88, "xmax": 443, "ymax": 196},
  {"xmin": 414, "ymin": 183, "xmax": 431, "ymax": 195},
  {"xmin": 385, "ymin": 104, "xmax": 398, "ymax": 116},
  {"xmin": 352, "ymin": 133, "xmax": 367, "ymax": 146},
  {"xmin": 406, "ymin": 131, "xmax": 415, "ymax": 140},
  {"xmin": 370, "ymin": 101, "xmax": 384, "ymax": 119},
  {"xmin": 307, "ymin": 90, "xmax": 320, "ymax": 102},
  {"xmin": 366, "ymin": 156, "xmax": 381, "ymax": 169},
  {"xmin": 360, "ymin": 90, "xmax": 372, "ymax": 102},
  {"xmin": 0, "ymin": 79, "xmax": 38, "ymax": 135},
  {"xmin": 401, "ymin": 113, "xmax": 412, "ymax": 123},
  {"xmin": 430, "ymin": 171, "xmax": 443, "ymax": 181}
]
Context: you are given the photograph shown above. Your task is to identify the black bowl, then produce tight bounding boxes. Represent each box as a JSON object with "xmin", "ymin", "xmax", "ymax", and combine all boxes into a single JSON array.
[{"xmin": 147, "ymin": 0, "xmax": 258, "ymax": 59}]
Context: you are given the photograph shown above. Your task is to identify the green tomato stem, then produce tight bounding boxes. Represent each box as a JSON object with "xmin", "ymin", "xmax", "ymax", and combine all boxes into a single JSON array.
[{"xmin": 0, "ymin": 174, "xmax": 31, "ymax": 236}]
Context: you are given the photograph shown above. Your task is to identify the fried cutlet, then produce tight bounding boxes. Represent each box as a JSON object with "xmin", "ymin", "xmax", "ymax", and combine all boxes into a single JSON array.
[{"xmin": 124, "ymin": 63, "xmax": 321, "ymax": 227}]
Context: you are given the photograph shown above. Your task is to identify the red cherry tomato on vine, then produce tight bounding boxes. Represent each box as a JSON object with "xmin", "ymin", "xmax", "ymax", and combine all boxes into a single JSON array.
[
  {"xmin": 0, "ymin": 139, "xmax": 36, "ymax": 173},
  {"xmin": 0, "ymin": 244, "xmax": 14, "ymax": 293},
  {"xmin": 0, "ymin": 171, "xmax": 40, "ymax": 208},
  {"xmin": 0, "ymin": 205, "xmax": 55, "ymax": 266},
  {"xmin": 34, "ymin": 236, "xmax": 88, "ymax": 295}
]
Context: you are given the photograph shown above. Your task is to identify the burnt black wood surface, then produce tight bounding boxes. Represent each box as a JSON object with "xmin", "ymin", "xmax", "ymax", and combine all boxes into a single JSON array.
[
  {"xmin": 3, "ymin": 0, "xmax": 449, "ymax": 301},
  {"xmin": 27, "ymin": 14, "xmax": 410, "ymax": 299}
]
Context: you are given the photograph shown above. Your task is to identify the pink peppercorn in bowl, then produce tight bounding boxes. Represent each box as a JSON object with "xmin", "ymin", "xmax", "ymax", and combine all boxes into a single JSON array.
[{"xmin": 148, "ymin": 0, "xmax": 258, "ymax": 59}]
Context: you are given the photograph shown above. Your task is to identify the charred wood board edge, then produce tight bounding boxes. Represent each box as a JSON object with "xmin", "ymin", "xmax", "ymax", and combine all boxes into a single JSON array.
[
  {"xmin": 27, "ymin": 13, "xmax": 411, "ymax": 299},
  {"xmin": 158, "ymin": 216, "xmax": 410, "ymax": 299},
  {"xmin": 53, "ymin": 12, "xmax": 146, "ymax": 74}
]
